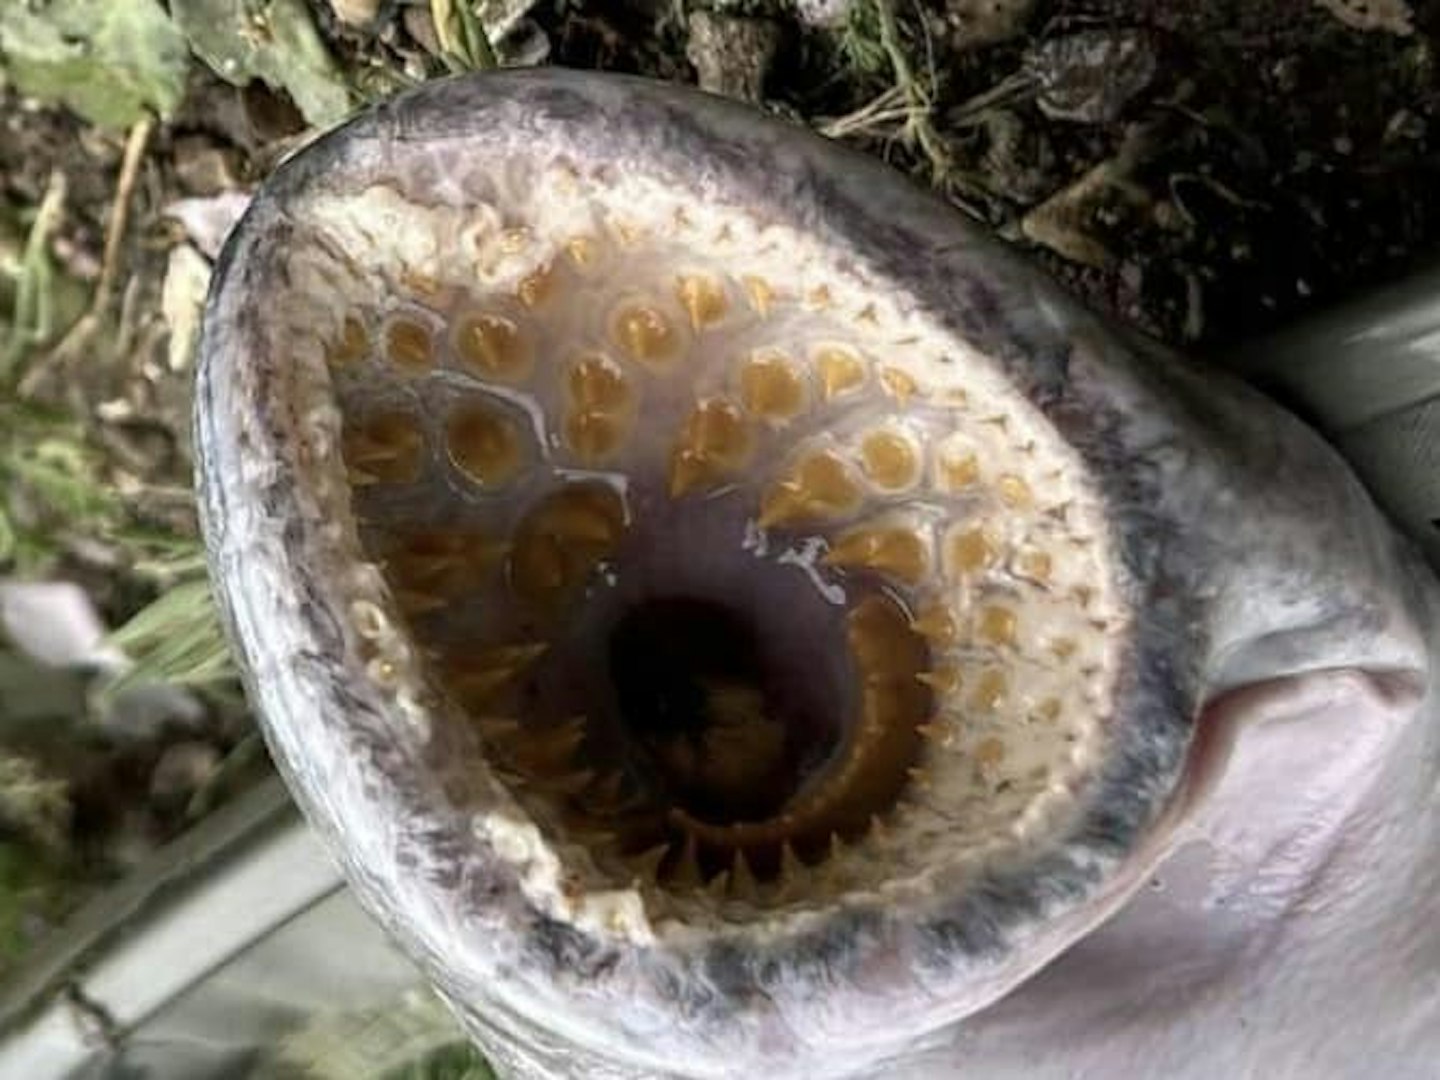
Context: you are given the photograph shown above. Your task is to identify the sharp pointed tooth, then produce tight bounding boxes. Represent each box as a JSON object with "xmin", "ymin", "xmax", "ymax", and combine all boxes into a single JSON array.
[
  {"xmin": 906, "ymin": 767, "xmax": 932, "ymax": 791},
  {"xmin": 534, "ymin": 768, "xmax": 595, "ymax": 796},
  {"xmin": 743, "ymin": 275, "xmax": 774, "ymax": 316},
  {"xmin": 823, "ymin": 527, "xmax": 927, "ymax": 584},
  {"xmin": 394, "ymin": 589, "xmax": 447, "ymax": 615},
  {"xmin": 819, "ymin": 835, "xmax": 852, "ymax": 889},
  {"xmin": 585, "ymin": 770, "xmax": 638, "ymax": 814},
  {"xmin": 915, "ymin": 667, "xmax": 960, "ymax": 693},
  {"xmin": 779, "ymin": 842, "xmax": 805, "ymax": 886},
  {"xmin": 477, "ymin": 716, "xmax": 522, "ymax": 742},
  {"xmin": 869, "ymin": 814, "xmax": 889, "ymax": 841},
  {"xmin": 918, "ymin": 719, "xmax": 950, "ymax": 744},
  {"xmin": 910, "ymin": 606, "xmax": 957, "ymax": 647},
  {"xmin": 627, "ymin": 843, "xmax": 671, "ymax": 884},
  {"xmin": 567, "ymin": 821, "xmax": 616, "ymax": 846},
  {"xmin": 446, "ymin": 643, "xmax": 549, "ymax": 708},
  {"xmin": 672, "ymin": 833, "xmax": 702, "ymax": 890},
  {"xmin": 729, "ymin": 851, "xmax": 758, "ymax": 900},
  {"xmin": 705, "ymin": 870, "xmax": 731, "ymax": 900},
  {"xmin": 448, "ymin": 668, "xmax": 521, "ymax": 707},
  {"xmin": 513, "ymin": 716, "xmax": 587, "ymax": 771}
]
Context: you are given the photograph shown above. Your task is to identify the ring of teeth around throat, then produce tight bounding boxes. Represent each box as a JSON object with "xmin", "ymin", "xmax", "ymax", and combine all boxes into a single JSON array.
[{"xmin": 278, "ymin": 160, "xmax": 1127, "ymax": 918}]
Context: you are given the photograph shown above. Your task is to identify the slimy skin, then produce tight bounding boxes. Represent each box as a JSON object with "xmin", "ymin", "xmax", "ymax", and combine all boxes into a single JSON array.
[{"xmin": 195, "ymin": 71, "xmax": 1439, "ymax": 1078}]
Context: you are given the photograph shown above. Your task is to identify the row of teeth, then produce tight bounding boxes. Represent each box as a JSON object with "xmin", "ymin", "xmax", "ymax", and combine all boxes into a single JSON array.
[{"xmin": 306, "ymin": 182, "xmax": 1118, "ymax": 903}]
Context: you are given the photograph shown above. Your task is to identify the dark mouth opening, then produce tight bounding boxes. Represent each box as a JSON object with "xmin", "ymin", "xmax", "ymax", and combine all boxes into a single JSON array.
[{"xmin": 608, "ymin": 597, "xmax": 840, "ymax": 827}]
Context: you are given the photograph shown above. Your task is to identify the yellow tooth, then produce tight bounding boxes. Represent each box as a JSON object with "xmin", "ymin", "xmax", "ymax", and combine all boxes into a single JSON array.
[
  {"xmin": 512, "ymin": 716, "xmax": 587, "ymax": 772},
  {"xmin": 443, "ymin": 644, "xmax": 547, "ymax": 708},
  {"xmin": 758, "ymin": 450, "xmax": 862, "ymax": 527},
  {"xmin": 824, "ymin": 526, "xmax": 928, "ymax": 584},
  {"xmin": 499, "ymin": 226, "xmax": 533, "ymax": 254},
  {"xmin": 568, "ymin": 353, "xmax": 633, "ymax": 412},
  {"xmin": 742, "ymin": 275, "xmax": 775, "ymax": 316},
  {"xmin": 517, "ymin": 262, "xmax": 556, "ymax": 308},
  {"xmin": 445, "ymin": 404, "xmax": 523, "ymax": 488},
  {"xmin": 847, "ymin": 595, "xmax": 928, "ymax": 681},
  {"xmin": 563, "ymin": 355, "xmax": 635, "ymax": 455},
  {"xmin": 585, "ymin": 771, "xmax": 632, "ymax": 814},
  {"xmin": 566, "ymin": 410, "xmax": 628, "ymax": 464},
  {"xmin": 510, "ymin": 484, "xmax": 626, "ymax": 602},
  {"xmin": 739, "ymin": 350, "xmax": 807, "ymax": 422},
  {"xmin": 393, "ymin": 589, "xmax": 447, "ymax": 616},
  {"xmin": 813, "ymin": 345, "xmax": 866, "ymax": 401},
  {"xmin": 384, "ymin": 317, "xmax": 434, "ymax": 373},
  {"xmin": 1017, "ymin": 549, "xmax": 1053, "ymax": 584},
  {"xmin": 806, "ymin": 284, "xmax": 833, "ymax": 310},
  {"xmin": 937, "ymin": 450, "xmax": 981, "ymax": 492},
  {"xmin": 859, "ymin": 430, "xmax": 919, "ymax": 491},
  {"xmin": 918, "ymin": 719, "xmax": 950, "ymax": 742},
  {"xmin": 977, "ymin": 605, "xmax": 1018, "ymax": 648},
  {"xmin": 705, "ymin": 870, "xmax": 731, "ymax": 900},
  {"xmin": 455, "ymin": 313, "xmax": 534, "ymax": 383},
  {"xmin": 1033, "ymin": 697, "xmax": 1063, "ymax": 723},
  {"xmin": 399, "ymin": 267, "xmax": 443, "ymax": 298},
  {"xmin": 941, "ymin": 387, "xmax": 969, "ymax": 408},
  {"xmin": 996, "ymin": 474, "xmax": 1034, "ymax": 509},
  {"xmin": 531, "ymin": 769, "xmax": 596, "ymax": 797},
  {"xmin": 970, "ymin": 669, "xmax": 1008, "ymax": 713},
  {"xmin": 384, "ymin": 531, "xmax": 508, "ymax": 594},
  {"xmin": 326, "ymin": 315, "xmax": 369, "ymax": 366},
  {"xmin": 975, "ymin": 736, "xmax": 1007, "ymax": 769},
  {"xmin": 729, "ymin": 851, "xmax": 758, "ymax": 900},
  {"xmin": 608, "ymin": 216, "xmax": 647, "ymax": 247},
  {"xmin": 676, "ymin": 274, "xmax": 729, "ymax": 331},
  {"xmin": 628, "ymin": 843, "xmax": 671, "ymax": 884},
  {"xmin": 612, "ymin": 302, "xmax": 681, "ymax": 370},
  {"xmin": 910, "ymin": 605, "xmax": 958, "ymax": 647},
  {"xmin": 566, "ymin": 235, "xmax": 599, "ymax": 268},
  {"xmin": 566, "ymin": 821, "xmax": 616, "ymax": 847},
  {"xmin": 669, "ymin": 400, "xmax": 753, "ymax": 497},
  {"xmin": 879, "ymin": 366, "xmax": 919, "ymax": 404},
  {"xmin": 343, "ymin": 412, "xmax": 424, "ymax": 485},
  {"xmin": 1049, "ymin": 637, "xmax": 1078, "ymax": 660},
  {"xmin": 476, "ymin": 716, "xmax": 522, "ymax": 742},
  {"xmin": 944, "ymin": 525, "xmax": 999, "ymax": 578},
  {"xmin": 673, "ymin": 833, "xmax": 703, "ymax": 890},
  {"xmin": 775, "ymin": 842, "xmax": 807, "ymax": 899},
  {"xmin": 916, "ymin": 666, "xmax": 961, "ymax": 694}
]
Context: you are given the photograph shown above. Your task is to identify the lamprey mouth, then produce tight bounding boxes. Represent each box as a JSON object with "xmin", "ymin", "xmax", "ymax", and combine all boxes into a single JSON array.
[{"xmin": 197, "ymin": 71, "xmax": 1199, "ymax": 1077}]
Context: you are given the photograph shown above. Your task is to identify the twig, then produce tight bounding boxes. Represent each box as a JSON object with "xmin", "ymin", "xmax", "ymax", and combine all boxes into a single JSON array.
[
  {"xmin": 20, "ymin": 115, "xmax": 154, "ymax": 398},
  {"xmin": 873, "ymin": 0, "xmax": 952, "ymax": 180},
  {"xmin": 1, "ymin": 170, "xmax": 67, "ymax": 384},
  {"xmin": 818, "ymin": 86, "xmax": 910, "ymax": 140},
  {"xmin": 431, "ymin": 0, "xmax": 498, "ymax": 72}
]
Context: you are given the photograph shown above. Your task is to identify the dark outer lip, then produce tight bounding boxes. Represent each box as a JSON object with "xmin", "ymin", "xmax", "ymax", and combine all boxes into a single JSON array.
[{"xmin": 195, "ymin": 69, "xmax": 1234, "ymax": 1075}]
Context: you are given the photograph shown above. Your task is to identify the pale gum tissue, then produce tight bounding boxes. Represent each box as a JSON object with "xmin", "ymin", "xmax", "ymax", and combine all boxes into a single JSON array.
[{"xmin": 292, "ymin": 169, "xmax": 1126, "ymax": 920}]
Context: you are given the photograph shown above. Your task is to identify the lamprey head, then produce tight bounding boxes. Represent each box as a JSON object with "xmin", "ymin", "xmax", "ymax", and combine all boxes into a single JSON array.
[{"xmin": 196, "ymin": 71, "xmax": 1432, "ymax": 1079}]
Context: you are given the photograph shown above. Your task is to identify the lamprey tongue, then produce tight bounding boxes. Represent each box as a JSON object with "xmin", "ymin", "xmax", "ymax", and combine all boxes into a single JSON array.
[{"xmin": 197, "ymin": 71, "xmax": 1218, "ymax": 1079}]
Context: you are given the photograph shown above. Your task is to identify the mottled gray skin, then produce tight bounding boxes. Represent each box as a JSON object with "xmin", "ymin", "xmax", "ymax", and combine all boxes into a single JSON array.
[{"xmin": 196, "ymin": 72, "xmax": 1438, "ymax": 1078}]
